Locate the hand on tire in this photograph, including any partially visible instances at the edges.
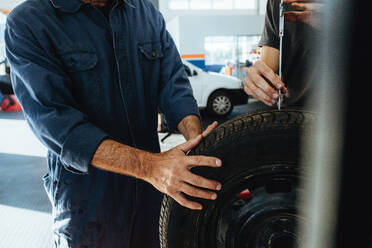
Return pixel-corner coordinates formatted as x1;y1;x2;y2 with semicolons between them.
244;60;287;106
144;122;222;210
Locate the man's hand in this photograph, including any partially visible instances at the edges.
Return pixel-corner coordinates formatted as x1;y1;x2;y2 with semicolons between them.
141;122;221;210
244;60;287;106
92;121;221;210
283;0;324;30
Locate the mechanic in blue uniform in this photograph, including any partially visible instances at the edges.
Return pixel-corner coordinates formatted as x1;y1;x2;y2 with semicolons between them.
5;0;223;247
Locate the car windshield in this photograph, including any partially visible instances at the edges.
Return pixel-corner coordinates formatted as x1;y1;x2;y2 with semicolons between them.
0;12;6;64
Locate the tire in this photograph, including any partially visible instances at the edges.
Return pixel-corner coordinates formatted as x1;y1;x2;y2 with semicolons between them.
159;109;315;248
207;90;233;117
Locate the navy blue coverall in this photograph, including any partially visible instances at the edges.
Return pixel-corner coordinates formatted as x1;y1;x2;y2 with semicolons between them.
4;0;200;247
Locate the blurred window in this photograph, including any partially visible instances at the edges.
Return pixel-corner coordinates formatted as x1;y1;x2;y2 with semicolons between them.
190;0;212;9
205;35;261;65
169;0;189;9
213;0;233;9
234;0;255;9
169;0;256;10
205;35;261;80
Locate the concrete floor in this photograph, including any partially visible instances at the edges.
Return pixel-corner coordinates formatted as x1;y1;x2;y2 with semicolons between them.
0;101;266;248
0;112;52;248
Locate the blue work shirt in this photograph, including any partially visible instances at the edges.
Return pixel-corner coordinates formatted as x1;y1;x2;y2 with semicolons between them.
5;0;200;247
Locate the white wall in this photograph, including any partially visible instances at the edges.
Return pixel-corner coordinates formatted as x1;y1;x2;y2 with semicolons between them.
166;16;180;48
167;15;265;55
159;0;268;22
0;0;25;10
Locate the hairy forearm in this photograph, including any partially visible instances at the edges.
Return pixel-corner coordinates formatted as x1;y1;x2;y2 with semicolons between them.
177;115;202;141
90;115;201;179
91;139;151;179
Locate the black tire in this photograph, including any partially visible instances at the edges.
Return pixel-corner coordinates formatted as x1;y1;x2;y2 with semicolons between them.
159;109;315;248
207;90;233;117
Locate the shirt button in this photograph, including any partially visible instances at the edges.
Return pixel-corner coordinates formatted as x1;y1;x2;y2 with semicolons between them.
152;51;156;57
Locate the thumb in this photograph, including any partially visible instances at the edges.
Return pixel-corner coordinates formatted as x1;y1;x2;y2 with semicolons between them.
177;134;202;154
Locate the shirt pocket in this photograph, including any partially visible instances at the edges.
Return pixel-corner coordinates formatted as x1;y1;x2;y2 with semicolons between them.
138;41;166;103
58;50;102;113
59;51;98;73
138;41;165;83
138;41;165;61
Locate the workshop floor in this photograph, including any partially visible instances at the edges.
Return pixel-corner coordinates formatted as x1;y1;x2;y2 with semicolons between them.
0;100;267;248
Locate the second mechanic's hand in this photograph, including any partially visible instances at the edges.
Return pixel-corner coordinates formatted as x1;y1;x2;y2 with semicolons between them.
283;0;324;30
142;133;222;210
244;60;287;107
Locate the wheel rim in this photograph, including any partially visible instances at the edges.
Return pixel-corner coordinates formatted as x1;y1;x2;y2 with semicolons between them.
212;95;232;115
196;165;303;248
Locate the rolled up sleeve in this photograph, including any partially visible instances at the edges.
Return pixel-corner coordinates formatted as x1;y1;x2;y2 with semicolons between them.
5;18;108;174
157;14;200;131
259;0;280;49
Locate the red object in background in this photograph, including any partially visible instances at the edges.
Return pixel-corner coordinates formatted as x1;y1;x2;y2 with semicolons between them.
236;189;251;200
0;94;22;112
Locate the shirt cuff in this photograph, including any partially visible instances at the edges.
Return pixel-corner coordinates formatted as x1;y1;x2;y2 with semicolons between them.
60;122;109;174
166;97;201;131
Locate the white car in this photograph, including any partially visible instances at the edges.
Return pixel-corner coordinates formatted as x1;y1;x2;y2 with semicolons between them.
183;60;248;117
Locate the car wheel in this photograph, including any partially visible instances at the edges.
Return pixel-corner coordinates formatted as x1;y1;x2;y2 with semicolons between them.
207;90;233;117
159;109;315;248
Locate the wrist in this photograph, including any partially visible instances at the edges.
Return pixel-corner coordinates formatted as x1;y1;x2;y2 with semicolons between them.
137;150;157;181
177;115;202;141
